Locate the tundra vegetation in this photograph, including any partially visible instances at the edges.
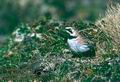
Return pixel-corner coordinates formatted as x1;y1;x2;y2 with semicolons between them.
0;1;120;82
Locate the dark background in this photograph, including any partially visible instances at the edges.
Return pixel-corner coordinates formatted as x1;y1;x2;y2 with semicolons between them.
0;0;119;44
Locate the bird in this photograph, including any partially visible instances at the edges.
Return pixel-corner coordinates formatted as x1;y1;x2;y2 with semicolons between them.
65;27;95;57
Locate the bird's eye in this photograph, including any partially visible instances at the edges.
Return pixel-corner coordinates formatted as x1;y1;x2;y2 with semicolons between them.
66;29;73;33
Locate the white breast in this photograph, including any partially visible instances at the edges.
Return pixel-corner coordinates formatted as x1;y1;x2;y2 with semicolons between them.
67;38;89;53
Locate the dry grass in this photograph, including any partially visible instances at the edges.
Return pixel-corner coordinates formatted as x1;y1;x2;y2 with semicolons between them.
96;4;120;52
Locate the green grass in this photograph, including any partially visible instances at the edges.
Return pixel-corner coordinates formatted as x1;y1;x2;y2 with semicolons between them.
0;17;120;82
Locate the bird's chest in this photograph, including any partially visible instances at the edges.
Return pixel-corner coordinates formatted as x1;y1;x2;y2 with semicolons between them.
67;38;78;47
67;38;89;53
67;38;81;52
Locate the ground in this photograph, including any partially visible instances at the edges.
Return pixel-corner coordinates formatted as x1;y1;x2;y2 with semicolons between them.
0;18;120;82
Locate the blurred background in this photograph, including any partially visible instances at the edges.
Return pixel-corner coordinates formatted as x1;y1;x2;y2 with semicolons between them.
0;0;119;46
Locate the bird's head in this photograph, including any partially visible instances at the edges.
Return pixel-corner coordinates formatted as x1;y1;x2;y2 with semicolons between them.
65;27;78;39
57;27;79;40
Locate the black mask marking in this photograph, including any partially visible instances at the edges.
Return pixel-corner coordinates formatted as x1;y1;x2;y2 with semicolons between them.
66;29;73;34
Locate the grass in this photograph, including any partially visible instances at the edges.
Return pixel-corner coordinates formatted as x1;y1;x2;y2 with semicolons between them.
0;5;120;82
